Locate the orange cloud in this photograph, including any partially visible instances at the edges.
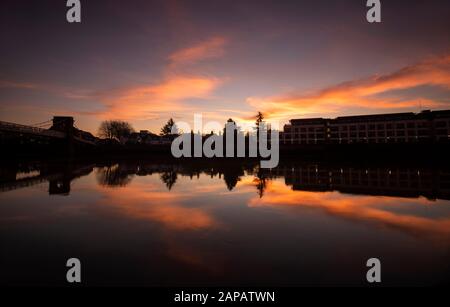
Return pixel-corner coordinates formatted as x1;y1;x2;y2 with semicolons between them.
0;37;227;124
248;54;450;121
249;179;450;244
96;182;217;230
99;75;222;120
95;36;228;121
168;36;227;68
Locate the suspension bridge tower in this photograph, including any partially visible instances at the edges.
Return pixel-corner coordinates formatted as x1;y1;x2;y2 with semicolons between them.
50;116;75;154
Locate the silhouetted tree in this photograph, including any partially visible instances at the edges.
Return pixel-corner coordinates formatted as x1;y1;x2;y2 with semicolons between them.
222;164;244;191
160;118;177;136
224;173;240;191
254;169;269;198
98;120;134;140
96;164;134;187
254;111;265;156
255;111;264;127
160;170;177;190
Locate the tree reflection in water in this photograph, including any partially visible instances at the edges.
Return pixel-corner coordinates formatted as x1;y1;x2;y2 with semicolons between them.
93;160;260;193
254;168;269;198
96;164;134;187
160;170;177;190
28;159;450;202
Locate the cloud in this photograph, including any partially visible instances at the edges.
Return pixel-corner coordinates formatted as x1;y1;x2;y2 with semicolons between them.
0;36;228;125
94;36;227;121
98;75;222;120
248;180;450;244
0;80;38;90
96;182;217;230
247;54;450;120
168;36;227;68
0;79;96;100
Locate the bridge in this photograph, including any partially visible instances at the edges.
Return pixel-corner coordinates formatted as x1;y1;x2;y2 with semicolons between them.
0;116;97;146
0;163;95;195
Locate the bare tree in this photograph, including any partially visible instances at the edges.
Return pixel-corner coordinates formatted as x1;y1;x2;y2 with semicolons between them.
98;120;134;140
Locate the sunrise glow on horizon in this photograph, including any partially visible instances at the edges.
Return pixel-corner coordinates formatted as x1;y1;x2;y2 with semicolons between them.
1;0;449;135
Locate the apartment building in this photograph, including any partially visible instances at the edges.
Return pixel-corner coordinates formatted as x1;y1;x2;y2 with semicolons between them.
281;110;450;145
271;165;450;200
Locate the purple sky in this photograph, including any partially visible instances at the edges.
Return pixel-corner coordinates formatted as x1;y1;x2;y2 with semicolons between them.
1;0;449;134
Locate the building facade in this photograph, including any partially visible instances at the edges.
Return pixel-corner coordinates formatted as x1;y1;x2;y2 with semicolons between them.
269;164;450;200
281;110;450;145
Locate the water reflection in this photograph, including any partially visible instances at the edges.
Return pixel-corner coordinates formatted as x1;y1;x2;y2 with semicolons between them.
96;164;134;187
2;160;450;201
160;170;177;190
0;159;449;286
0;161;94;195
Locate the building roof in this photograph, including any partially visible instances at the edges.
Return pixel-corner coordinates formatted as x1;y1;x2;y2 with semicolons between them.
289;110;450;125
290;118;327;125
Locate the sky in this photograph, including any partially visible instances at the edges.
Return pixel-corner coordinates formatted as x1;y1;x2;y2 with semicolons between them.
1;0;449;134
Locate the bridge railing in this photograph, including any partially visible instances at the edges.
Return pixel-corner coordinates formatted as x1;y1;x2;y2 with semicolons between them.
73;135;97;145
0;120;66;138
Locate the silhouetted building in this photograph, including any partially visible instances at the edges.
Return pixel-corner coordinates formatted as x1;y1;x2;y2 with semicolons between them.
50;116;74;133
281;110;450;145
271;165;450;200
120;130;172;145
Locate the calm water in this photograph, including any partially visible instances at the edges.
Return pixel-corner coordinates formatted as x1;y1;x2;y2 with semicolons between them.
1;159;450;286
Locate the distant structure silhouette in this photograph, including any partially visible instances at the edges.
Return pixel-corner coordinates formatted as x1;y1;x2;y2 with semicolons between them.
281;110;450;145
1;110;450;158
2;160;450;200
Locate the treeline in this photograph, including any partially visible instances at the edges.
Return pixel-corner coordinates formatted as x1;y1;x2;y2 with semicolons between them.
97;112;266;142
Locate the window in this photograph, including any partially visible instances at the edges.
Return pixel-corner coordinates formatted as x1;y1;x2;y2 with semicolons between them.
436;121;447;128
417;122;429;129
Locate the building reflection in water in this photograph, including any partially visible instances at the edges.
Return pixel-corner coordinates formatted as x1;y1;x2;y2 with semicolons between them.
271;164;450;201
1;159;450;286
1;160;450;201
